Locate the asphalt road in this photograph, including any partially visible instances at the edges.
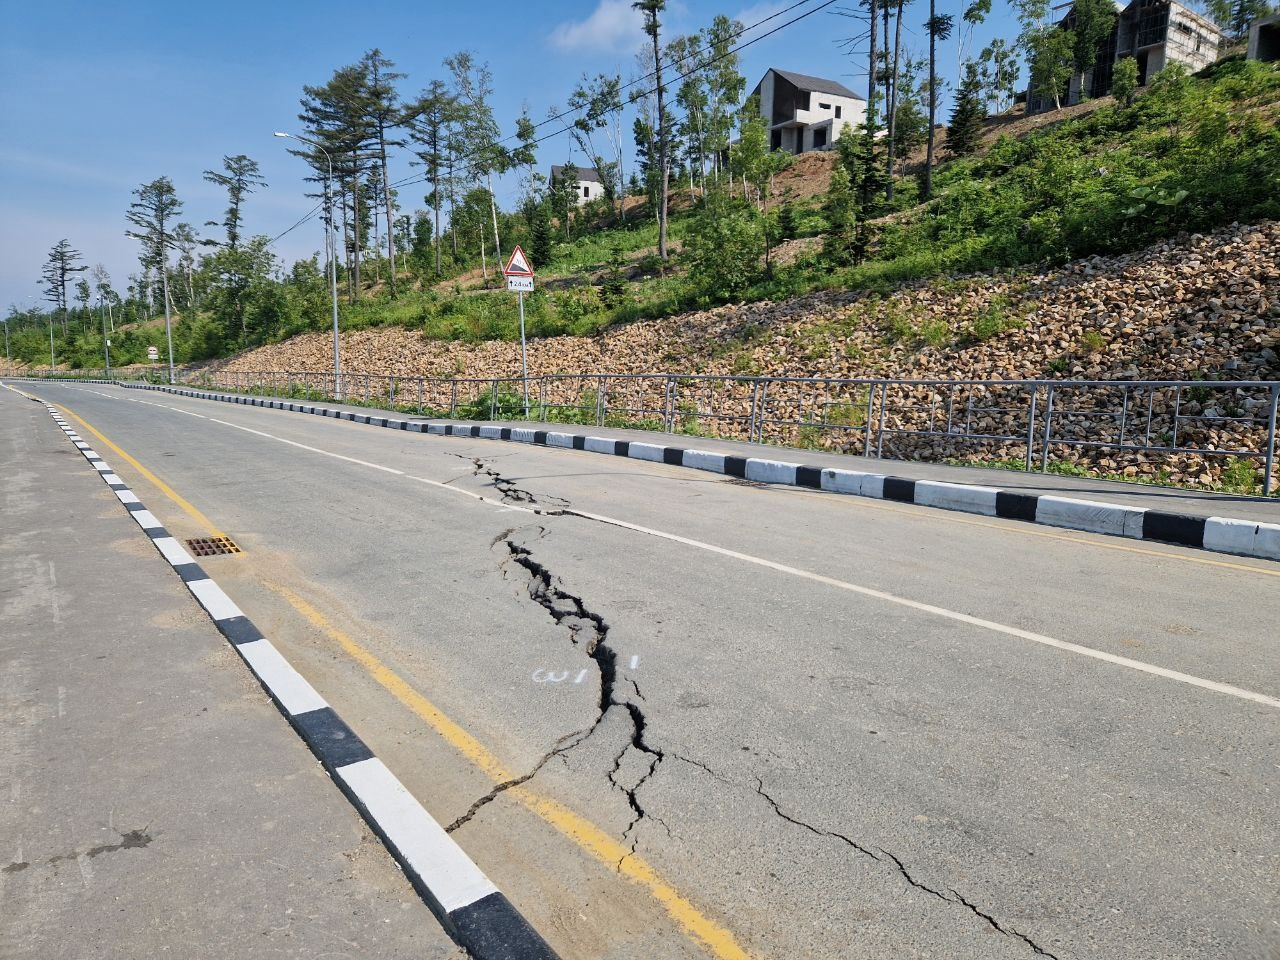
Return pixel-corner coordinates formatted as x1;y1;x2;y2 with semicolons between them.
0;385;463;960
13;380;1280;960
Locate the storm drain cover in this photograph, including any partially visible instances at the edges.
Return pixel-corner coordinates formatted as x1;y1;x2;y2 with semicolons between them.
185;536;242;557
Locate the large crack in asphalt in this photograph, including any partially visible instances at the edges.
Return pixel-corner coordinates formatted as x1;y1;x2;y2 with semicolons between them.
454;454;570;508
752;777;1061;960
446;525;665;862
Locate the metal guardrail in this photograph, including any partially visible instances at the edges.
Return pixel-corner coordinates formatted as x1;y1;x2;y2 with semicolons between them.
14;367;1280;495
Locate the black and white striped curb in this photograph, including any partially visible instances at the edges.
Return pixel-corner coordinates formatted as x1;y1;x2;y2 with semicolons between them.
27;391;559;960
120;382;1280;563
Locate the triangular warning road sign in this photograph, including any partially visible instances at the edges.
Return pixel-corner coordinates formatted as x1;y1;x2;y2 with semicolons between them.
504;245;534;277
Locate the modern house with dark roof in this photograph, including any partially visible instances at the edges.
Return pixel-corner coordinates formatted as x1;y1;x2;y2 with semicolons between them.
550;164;604;205
749;68;866;155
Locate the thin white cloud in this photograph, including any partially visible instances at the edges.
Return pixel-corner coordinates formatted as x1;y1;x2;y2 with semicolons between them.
733;1;790;29
548;0;645;54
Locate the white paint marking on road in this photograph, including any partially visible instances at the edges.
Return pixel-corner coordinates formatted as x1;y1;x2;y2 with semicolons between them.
48;561;60;624
153;536;195;566
130;509;164;530
57;686;66;718
630;655;640;670
575;669;590;684
186;578;244;622
563;506;1280;711
237;639;329;716
58;383;1280;711
336;757;499;914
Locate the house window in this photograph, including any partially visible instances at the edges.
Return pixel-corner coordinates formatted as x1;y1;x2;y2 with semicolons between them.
835;105;842;118
582;185;590;198
819;101;831;110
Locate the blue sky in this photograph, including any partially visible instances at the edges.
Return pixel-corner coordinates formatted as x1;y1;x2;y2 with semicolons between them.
0;0;1020;309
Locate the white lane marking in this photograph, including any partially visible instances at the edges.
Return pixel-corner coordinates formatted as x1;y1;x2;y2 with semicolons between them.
563;506;1280;711
60;383;1280;710
237;639;329;716
186;578;244;621
336;757;498;913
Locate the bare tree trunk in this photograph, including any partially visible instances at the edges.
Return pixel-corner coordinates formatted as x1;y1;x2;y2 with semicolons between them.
886;0;904;200
862;0;879;210
486;171;502;264
433;170;442;277
480;233;488;280
379;154;398;297
352;174;363;301
925;0;937;199
651;18;669;260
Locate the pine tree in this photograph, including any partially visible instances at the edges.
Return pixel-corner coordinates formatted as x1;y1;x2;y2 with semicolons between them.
125;177;183;379
404;79;459;278
947;61;985;157
202;155;267;250
823;166;860;265
40;240;88;336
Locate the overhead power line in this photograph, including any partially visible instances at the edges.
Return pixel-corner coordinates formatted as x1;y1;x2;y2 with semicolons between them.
273;0;839;248
388;0;840;193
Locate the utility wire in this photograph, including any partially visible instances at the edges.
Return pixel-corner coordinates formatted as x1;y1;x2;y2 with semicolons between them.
388;0;841;193
273;0;839;248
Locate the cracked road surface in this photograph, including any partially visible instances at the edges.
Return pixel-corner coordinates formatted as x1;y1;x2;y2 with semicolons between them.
16;381;1280;960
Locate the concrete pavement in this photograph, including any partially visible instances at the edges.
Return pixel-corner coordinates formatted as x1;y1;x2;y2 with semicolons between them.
9;380;1280;960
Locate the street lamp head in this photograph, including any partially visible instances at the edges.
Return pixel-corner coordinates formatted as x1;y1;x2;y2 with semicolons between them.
273;131;290;139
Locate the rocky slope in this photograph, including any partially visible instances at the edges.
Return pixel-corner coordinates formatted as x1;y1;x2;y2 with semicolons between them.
205;220;1280;491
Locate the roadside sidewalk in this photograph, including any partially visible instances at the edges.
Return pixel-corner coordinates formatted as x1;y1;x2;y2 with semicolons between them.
0;389;462;958
115;382;1280;562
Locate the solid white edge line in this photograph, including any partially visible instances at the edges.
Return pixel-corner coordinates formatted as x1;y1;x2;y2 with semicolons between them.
237;639;330;716
336;756;499;914
89;382;1280;710
559;507;1280;711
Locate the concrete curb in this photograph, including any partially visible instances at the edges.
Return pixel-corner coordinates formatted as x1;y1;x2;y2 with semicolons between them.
122;382;1280;564
25;388;560;960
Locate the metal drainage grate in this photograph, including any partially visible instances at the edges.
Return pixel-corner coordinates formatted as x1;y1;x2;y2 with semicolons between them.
185;536;242;557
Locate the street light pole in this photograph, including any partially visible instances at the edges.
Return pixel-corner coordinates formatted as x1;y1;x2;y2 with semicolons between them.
2;319;10;376
275;131;342;399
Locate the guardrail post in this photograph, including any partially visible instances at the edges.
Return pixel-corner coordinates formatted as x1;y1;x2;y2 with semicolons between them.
747;380;761;443
1039;385;1056;474
1024;386;1040;472
875;382;889;459
596;376;605;427
1265;384;1278;497
663;377;675;433
864;382;878;456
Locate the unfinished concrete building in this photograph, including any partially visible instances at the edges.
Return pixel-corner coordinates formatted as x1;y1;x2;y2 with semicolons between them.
1028;0;1225;113
1249;14;1280;62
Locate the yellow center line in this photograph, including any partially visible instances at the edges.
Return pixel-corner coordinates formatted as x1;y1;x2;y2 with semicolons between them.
26;390;753;960
270;583;753;960
51;402;228;540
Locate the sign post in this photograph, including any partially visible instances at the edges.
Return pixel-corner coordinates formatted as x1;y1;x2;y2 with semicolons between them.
503;245;536;418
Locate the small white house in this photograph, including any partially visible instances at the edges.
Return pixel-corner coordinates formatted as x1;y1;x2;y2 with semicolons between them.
749;68;866;155
550;165;603;205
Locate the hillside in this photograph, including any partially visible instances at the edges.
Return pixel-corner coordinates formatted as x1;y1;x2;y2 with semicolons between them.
211;220;1279;383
